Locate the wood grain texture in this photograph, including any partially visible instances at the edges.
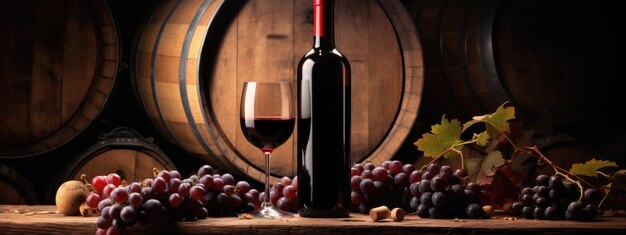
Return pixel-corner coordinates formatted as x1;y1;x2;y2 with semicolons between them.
1;205;626;234
0;0;118;157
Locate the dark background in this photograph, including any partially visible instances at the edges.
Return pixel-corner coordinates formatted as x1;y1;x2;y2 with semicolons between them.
1;0;623;204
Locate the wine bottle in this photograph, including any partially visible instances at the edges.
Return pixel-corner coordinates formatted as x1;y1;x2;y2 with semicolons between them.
297;0;351;218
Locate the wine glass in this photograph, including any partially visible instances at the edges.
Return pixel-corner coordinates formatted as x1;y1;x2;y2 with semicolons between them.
240;81;295;218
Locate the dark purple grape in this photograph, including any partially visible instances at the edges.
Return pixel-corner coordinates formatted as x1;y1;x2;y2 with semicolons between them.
440;165;453;175
429;206;444;218
567;201;582;213
535;197;549;208
111;187;129;204
409;182;421;197
190;185;206;201
417;204;430;218
410;196;420;211
453;169;467;179
276;197;291;212
418;179;431;193
144;199;162;215
358;203;370;214
120;206;136;223
403;164;416;175
544;206;558;220
521;206;534;219
511;202;523;216
236;181;251;194
451;184;464;196
409;170;423;183
427;163;440;174
157;170;171;182
565;210;577;220
466;203;482;218
98;198;112;212
169;193;183;208
213;178;225;192
372;167;388;181
382;160;392;170
430;176;445;192
231;194;242;207
221;173;235;186
109;204;122;220
537;186;549;197
549;189;561;200
223;185;235;196
420;192;433;207
360;179;375;194
432;191;446;207
152;177;167;193
198;165;214;177
521;187;533;196
535;174;549;186
364;162;375;171
389;160;403;175
533;185;540;193
373;180;386;194
533;207;545;219
549;176;563;189
353;163;364;173
464;189;477;204
101;206;111;220
97;216;112;229
466;182;481;193
394;172;410;187
421;171;434;180
584;188;601;204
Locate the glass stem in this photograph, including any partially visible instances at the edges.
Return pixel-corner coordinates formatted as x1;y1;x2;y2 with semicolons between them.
263;151;272;208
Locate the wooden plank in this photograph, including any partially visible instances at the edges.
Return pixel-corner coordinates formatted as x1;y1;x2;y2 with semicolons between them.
1;205;626;234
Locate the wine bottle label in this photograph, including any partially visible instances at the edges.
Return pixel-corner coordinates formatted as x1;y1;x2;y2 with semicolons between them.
314;0;325;36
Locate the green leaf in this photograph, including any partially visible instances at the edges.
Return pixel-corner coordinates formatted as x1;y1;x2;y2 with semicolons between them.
569;159;619;177
463;103;515;138
475;131;490;147
611;170;626;192
415;116;463;158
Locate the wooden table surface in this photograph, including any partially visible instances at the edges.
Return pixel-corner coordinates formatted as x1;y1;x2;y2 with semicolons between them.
1;205;626;234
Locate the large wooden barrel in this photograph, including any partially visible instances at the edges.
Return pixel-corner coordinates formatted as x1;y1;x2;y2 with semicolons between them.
0;0;119;157
134;0;423;183
47;127;175;202
0;163;38;205
405;0;614;126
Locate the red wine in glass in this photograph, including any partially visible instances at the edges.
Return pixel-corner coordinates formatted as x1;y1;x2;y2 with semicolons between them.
240;116;295;153
240;81;295;218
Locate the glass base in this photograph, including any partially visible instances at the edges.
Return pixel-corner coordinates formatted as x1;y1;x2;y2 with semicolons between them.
243;205;294;219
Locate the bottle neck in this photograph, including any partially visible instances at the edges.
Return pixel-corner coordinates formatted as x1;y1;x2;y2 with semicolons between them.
313;0;334;49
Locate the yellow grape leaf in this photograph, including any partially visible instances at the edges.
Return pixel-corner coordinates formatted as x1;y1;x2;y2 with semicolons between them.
463;103;515;138
569;159;619;177
415;116;463;158
475;131;490;146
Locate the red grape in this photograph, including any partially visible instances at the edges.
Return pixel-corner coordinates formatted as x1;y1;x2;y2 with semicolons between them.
102;184;116;199
128;193;142;207
169;193;183;208
282;185;296;200
236;181;251;194
190;185;205;201
106;173;122;187
152;177;167;193
87;193;102;209
92;176;108;194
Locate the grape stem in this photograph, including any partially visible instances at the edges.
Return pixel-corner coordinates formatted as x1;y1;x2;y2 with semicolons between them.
80;174;95;192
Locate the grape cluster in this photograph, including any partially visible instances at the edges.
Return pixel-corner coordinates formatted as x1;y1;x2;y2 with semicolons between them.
86;165;261;234
409;163;488;218
510;174;599;221
259;176;298;213
350;161;414;213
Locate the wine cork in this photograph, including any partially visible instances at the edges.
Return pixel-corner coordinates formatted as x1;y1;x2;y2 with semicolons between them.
370;206;390;221
482;205;494;218
390;208;405;222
